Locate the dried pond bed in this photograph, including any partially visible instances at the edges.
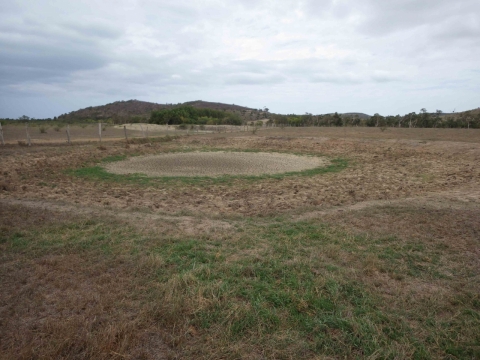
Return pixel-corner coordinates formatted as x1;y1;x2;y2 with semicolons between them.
104;151;329;177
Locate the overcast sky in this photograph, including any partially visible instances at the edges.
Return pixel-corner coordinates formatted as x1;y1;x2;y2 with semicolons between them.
1;0;479;118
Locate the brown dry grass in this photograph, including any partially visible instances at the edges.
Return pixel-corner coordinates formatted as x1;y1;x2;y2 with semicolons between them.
1;128;478;217
1;127;479;359
0;124;187;144
0;205;171;359
208;126;480;143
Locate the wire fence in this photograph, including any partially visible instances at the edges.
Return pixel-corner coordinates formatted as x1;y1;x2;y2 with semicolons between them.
0;123;254;146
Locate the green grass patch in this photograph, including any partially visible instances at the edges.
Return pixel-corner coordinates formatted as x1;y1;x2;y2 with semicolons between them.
101;154;128;163
2;216;478;359
68;149;348;187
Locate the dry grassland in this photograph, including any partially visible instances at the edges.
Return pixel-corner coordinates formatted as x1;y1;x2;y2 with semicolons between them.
1;127;479;359
0;123;189;144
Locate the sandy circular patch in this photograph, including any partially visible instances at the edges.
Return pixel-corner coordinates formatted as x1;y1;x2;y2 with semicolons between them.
104;151;329;177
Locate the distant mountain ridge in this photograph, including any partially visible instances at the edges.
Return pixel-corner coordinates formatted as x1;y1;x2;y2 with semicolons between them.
57;100;254;121
55;99;480;122
182;100;253;112
341;112;371;119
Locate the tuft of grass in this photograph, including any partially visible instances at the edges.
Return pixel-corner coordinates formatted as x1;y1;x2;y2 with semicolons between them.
2;214;478;359
71;166;152;185
101;154;128;163
127;134;178;145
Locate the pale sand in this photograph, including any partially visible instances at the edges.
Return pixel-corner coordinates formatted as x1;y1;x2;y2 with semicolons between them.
104;151;329;177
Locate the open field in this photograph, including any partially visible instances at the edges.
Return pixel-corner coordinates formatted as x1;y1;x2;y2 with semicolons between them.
0;123;252;145
207;126;480;143
1;127;479;359
0;123;190;144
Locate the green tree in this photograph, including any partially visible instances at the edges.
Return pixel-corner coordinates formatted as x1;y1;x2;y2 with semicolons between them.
460;111;474;129
332;112;343;126
433;110;442;128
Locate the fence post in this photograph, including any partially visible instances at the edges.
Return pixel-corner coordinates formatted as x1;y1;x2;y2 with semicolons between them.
124;125;128;142
25;123;31;146
66;125;71;144
0;123;4;146
98;122;102;143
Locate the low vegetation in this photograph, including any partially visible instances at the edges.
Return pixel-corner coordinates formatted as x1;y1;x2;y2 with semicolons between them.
1;205;478;359
2;101;478;129
0;126;479;359
70;152;347;187
150;106;243;126
270;108;480;129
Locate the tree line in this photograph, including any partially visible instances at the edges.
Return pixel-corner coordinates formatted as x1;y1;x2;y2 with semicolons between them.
266;109;480;129
149;106;243;125
2;107;479;129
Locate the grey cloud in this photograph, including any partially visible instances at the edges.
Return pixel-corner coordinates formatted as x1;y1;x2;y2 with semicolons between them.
311;73;364;84
0;0;479;118
355;0;480;37
0;15;117;88
0;42;106;72
431;15;480;42
63;21;123;40
370;72;400;83
0;66;62;84
224;74;286;85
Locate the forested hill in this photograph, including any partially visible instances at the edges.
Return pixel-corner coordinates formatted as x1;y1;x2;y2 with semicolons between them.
56;100;168;122
340;112;371;119
56;100;254;122
182;100;253;112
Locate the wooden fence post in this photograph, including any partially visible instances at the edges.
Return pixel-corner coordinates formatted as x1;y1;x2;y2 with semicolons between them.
66;125;71;144
98;122;102;143
124;125;128;142
0;123;4;146
25;123;31;146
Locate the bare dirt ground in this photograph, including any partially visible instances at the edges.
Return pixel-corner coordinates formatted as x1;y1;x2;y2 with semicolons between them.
1;127;479;359
105;151;329;177
1;127;478;217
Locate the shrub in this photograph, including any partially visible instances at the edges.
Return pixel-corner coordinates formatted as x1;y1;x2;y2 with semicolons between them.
39;126;47;133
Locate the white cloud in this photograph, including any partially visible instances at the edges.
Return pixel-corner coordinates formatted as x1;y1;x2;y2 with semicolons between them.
0;0;479;117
